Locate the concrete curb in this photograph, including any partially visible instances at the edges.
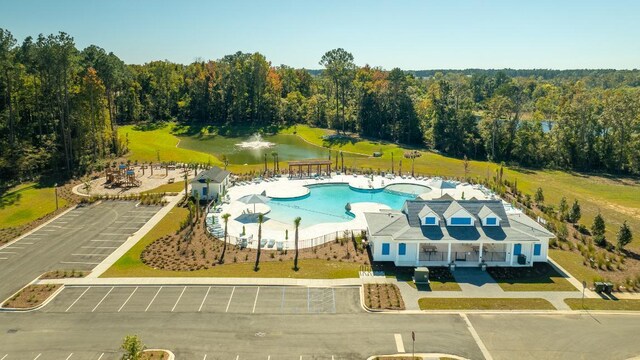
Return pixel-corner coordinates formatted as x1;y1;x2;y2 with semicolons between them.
366;353;469;360
0;283;65;313
0;205;76;251
145;349;175;360
37;276;364;287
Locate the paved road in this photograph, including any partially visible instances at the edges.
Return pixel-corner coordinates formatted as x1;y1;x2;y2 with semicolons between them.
1;286;640;359
0;202;159;301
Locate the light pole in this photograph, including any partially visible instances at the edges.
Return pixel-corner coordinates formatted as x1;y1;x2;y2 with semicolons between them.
54;183;59;210
412;331;415;359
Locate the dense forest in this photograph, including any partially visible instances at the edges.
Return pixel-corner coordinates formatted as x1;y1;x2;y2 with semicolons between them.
1;28;640;186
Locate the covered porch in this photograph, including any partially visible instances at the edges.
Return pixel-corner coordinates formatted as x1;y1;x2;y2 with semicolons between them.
396;241;529;267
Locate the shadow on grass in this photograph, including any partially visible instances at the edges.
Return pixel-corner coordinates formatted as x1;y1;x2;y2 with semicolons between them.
173;122;284;139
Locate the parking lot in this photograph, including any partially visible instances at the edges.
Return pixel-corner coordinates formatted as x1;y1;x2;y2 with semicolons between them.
0;352;345;360
43;285;361;314
0;201;159;301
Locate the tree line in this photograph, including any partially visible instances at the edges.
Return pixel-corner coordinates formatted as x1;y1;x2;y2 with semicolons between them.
1;28;640;186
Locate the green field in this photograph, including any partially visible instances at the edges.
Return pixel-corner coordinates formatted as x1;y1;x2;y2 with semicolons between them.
119;123;221;165
102;203;359;279
118;122;640;252
0;183;68;229
564;298;640;311
418;297;556;310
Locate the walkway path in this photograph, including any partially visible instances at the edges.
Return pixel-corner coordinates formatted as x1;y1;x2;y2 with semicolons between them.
389;268;585;311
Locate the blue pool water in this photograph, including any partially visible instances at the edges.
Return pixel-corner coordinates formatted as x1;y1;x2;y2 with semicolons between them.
267;183;430;228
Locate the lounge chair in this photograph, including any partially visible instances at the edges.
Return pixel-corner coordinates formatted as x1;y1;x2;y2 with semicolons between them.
260;239;268;248
276;241;284;251
267;239;275;248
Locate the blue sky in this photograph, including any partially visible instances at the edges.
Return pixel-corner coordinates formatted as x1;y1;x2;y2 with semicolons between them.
1;0;639;69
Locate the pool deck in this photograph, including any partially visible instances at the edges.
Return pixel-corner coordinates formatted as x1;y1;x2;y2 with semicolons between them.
216;174;494;250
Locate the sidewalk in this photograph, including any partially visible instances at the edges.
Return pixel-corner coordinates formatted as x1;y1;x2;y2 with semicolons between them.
38;276;363;287
388;268;585;311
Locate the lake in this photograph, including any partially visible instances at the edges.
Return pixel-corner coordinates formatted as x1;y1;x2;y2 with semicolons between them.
177;133;365;164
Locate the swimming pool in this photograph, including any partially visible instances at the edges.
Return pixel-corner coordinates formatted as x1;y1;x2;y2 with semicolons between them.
267;183;430;228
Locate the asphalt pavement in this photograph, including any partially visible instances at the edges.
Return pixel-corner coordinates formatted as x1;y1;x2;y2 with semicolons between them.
0;201;159;301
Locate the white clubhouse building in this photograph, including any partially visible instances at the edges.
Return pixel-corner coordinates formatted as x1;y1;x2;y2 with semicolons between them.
364;199;553;267
190;167;231;201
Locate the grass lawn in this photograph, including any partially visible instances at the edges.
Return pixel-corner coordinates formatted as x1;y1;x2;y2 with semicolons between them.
418;297;556;310
486;262;577;292
141;181;185;194
564;298;640;311
119;123;221;165
102;203;359;279
549;249;601;284
0;183;67;229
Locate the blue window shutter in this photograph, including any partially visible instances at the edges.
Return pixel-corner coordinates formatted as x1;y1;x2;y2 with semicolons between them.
382;243;390;255
399;243;406;256
514;244;522;255
533;244;541;256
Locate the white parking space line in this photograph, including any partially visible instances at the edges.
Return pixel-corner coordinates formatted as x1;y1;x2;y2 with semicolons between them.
0;258;8;260
146;287;163;312
171;287;187;312
394;333;405;353
97;354;104;360
71;253;106;257
199;286;211;312
119;287;138;312
81;246;118;249
92;287;114;312
91;239;122;242
1;354;7;360
252;287;260;313
112;227;141;230
0;252;16;254
461;314;493;360
4;246;24;249
203;355;207;360
33;354;41;360
61;261;100;265
99;233;130;236
236;355;239;360
65;353;73;360
19;242;34;245
225;287;236;313
66;287;90;312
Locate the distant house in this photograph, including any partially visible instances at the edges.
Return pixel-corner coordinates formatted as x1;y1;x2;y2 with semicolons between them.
364;199;553;267
190;166;230;201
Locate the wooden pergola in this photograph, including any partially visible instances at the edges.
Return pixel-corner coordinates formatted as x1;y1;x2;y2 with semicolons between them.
288;159;332;178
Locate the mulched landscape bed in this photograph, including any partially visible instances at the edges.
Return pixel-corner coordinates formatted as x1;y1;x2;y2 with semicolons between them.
40;269;89;279
141;209;370;272
141;350;170;359
2;284;61;309
364;283;405;310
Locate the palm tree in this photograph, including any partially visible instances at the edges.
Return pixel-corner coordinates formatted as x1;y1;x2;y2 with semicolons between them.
183;171;188;198
271;151;278;174
205;178;211;203
254;213;264;271
293;217;302;270
220;213;231;263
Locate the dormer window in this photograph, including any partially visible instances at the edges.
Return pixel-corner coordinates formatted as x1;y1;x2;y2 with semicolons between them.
478;205;501;226
444;201;475;226
418;204;440;226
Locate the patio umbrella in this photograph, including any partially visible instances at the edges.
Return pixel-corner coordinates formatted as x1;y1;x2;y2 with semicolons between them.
237;193;270;214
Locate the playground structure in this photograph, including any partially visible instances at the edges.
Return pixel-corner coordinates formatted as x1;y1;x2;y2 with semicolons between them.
105;163;141;188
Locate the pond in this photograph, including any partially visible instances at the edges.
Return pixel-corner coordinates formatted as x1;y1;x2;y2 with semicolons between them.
177;133;365;164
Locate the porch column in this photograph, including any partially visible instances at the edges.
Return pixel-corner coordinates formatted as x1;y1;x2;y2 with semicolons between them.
478;242;483;263
415;243;420;266
447;243;452;263
509;243;515;265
